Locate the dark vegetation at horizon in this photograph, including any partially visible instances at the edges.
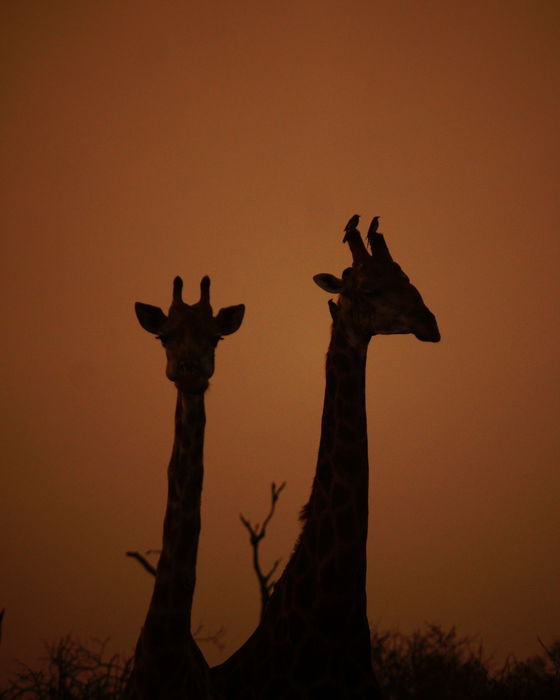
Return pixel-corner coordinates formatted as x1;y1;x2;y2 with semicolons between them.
1;624;558;699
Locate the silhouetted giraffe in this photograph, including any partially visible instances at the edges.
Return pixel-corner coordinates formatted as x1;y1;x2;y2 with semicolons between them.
211;217;440;698
124;275;244;700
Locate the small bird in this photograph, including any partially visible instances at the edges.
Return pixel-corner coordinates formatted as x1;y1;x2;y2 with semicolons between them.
342;214;360;242
366;216;380;249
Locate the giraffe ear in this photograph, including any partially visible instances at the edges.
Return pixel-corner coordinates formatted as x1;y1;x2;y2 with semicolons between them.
313;273;343;293
215;304;245;335
135;302;168;334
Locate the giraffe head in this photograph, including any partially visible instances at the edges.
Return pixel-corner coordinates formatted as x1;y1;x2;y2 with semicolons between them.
314;216;440;343
135;276;245;393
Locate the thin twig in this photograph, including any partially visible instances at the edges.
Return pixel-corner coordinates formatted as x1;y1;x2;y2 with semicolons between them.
125;551;157;577
240;481;286;620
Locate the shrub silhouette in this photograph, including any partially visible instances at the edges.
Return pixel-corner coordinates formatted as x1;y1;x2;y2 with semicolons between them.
0;636;131;699
371;624;560;700
2;625;559;698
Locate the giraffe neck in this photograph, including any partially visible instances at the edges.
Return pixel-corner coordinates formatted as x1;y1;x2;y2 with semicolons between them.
311;320;369;511
124;390;213;699
295;320;371;599
145;390;206;640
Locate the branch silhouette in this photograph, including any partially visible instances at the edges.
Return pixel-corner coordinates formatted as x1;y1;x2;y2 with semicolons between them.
125;551;157;577
240;481;286;620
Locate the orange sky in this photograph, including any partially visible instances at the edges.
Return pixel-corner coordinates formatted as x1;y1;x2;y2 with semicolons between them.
1;0;559;684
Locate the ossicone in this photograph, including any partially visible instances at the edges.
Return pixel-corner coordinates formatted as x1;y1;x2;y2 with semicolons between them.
199;275;211;305
172;276;183;304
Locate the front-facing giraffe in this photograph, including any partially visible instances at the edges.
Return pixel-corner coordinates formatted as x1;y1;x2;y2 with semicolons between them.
211;216;440;698
124;276;244;700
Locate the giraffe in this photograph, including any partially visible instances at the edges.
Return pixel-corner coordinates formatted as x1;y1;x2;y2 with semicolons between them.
211;216;440;699
124;275;244;700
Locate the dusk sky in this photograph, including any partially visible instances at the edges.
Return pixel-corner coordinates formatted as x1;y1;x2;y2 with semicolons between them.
1;0;559;685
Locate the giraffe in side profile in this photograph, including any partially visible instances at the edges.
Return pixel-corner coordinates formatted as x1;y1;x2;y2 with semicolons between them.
211;216;440;699
124;275;244;700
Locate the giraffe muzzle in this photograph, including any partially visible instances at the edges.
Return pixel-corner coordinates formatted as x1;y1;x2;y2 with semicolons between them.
169;360;211;394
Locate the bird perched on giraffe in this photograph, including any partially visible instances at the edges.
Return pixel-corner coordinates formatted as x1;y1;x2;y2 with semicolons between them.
367;215;381;250
342;213;360;242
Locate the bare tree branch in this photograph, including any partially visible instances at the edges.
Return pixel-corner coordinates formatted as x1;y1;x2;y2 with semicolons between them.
125;551;157;577
240;481;286;620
